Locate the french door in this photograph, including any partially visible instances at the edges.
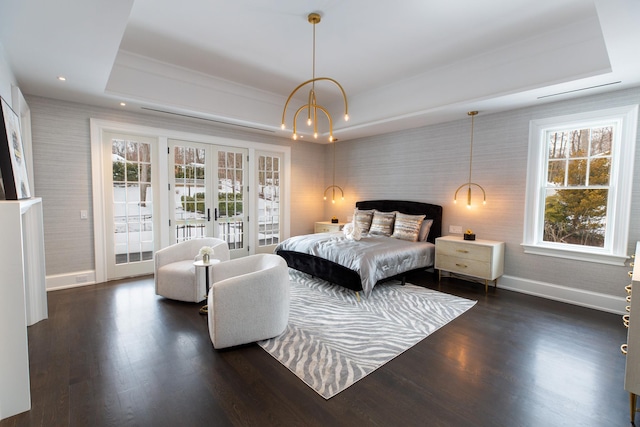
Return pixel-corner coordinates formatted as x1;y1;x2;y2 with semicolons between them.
168;139;248;258
104;132;159;279
92;119;291;285
254;151;282;254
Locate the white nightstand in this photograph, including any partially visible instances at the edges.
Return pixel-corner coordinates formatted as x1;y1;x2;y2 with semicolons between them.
435;235;505;292
314;221;347;233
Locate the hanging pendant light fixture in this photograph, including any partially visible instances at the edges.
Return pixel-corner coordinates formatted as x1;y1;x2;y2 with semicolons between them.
454;111;486;209
323;138;344;203
281;12;349;142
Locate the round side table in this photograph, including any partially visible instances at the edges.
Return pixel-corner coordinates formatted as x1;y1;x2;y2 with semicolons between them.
193;259;220;314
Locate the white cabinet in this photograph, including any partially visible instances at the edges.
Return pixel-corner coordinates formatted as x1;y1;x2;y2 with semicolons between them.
624;241;640;423
314;221;346;233
0;198;47;421
435;235;505;292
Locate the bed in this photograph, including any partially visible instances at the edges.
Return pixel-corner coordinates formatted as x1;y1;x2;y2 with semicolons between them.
275;200;443;296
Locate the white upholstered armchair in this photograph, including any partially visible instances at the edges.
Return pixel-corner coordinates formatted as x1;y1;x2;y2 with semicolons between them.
155;237;230;302
207;254;290;349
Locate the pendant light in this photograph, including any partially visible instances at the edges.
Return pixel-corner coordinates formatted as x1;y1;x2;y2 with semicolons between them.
323;138;344;203
454;111;486;208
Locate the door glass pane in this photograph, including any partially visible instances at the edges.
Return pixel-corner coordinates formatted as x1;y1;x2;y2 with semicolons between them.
174;145;207;242
112;138;153;264
258;154;280;247
217;150;244;249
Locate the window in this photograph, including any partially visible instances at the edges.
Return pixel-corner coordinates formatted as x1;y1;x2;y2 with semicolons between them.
522;105;638;266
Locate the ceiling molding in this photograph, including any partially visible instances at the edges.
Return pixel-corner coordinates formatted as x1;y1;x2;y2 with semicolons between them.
1;0;638;142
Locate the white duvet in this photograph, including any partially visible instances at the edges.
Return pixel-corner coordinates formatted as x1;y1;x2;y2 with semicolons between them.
275;232;435;297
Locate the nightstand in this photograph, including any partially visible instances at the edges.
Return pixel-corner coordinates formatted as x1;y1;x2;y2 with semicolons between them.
314;221;347;233
435;235;505;292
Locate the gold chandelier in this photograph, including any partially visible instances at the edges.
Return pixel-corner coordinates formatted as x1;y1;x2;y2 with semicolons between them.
454;111;486;208
280;12;349;142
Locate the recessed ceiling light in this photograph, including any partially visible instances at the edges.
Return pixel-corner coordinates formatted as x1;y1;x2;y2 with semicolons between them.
57;76;66;81
119;102;126;107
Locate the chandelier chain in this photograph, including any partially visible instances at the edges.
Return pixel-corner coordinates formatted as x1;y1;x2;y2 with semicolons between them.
468;111;475;184
312;18;316;85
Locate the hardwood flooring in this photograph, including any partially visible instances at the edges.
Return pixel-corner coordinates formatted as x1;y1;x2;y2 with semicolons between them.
0;271;631;427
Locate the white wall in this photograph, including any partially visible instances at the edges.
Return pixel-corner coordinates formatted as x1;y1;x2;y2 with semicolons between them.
326;86;640;311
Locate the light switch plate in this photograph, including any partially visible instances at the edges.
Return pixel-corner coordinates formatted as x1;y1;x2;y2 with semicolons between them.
449;225;463;234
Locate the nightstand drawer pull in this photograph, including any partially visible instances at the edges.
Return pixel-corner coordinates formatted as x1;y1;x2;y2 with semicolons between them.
622;343;628;355
626;284;633;294
456;249;470;253
623;314;630;328
455;263;468;268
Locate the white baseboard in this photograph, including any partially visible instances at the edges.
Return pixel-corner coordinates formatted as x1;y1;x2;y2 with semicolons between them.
46;270;96;291
46;270;625;314
500;275;626;315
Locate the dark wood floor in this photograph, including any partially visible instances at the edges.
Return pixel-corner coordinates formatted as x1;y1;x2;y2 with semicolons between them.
1;271;632;427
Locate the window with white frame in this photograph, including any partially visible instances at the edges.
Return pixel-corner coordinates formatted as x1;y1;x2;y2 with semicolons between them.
522;105;638;266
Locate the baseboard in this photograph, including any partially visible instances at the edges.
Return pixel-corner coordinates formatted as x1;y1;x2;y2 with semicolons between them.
500;275;626;315
46;270;96;291
45;270;625;313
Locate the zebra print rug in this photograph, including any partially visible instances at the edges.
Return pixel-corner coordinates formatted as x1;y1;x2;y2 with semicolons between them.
258;270;476;399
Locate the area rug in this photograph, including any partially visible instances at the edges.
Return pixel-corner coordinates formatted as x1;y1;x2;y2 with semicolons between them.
258;270;476;399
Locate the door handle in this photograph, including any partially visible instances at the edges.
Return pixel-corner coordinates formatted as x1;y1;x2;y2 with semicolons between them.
214;208;218;221
207;208;211;222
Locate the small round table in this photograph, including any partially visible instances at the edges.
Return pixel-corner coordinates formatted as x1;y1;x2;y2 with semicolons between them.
193;259;220;315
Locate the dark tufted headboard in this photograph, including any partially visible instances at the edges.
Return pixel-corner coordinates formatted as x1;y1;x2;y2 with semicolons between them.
355;200;443;244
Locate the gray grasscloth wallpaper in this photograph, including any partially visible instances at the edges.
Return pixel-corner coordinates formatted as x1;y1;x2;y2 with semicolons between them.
324;87;640;298
24;85;640;300
26;95;325;276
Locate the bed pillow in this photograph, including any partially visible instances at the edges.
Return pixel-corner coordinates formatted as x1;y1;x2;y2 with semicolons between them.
353;208;374;233
418;219;434;242
391;213;425;242
343;221;362;241
369;210;396;236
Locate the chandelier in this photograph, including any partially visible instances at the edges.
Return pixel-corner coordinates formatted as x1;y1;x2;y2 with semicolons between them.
280;12;349;142
454;111;486;208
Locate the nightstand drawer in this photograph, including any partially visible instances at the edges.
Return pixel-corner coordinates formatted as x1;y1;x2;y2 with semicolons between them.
314;221;346;233
436;254;491;278
436;239;491;262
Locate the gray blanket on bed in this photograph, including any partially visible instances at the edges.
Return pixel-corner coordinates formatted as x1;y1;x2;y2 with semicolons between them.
275;232;435;297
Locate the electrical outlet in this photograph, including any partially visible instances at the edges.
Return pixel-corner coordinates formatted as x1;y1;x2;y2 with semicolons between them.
449;225;463;234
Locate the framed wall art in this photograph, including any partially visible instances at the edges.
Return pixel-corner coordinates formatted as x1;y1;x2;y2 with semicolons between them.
0;96;31;200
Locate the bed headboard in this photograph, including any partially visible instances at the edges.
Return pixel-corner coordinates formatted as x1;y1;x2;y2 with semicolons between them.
355;200;443;244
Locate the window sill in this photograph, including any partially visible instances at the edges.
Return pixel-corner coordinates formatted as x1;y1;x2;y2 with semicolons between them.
521;243;628;266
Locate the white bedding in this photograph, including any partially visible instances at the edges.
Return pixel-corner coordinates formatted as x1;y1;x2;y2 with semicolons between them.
275;231;435;297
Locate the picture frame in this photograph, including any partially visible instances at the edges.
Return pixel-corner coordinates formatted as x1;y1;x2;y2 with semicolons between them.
0;96;31;200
